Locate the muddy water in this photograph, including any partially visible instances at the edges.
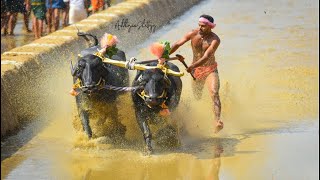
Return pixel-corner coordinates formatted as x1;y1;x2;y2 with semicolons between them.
1;0;319;179
0;17;34;54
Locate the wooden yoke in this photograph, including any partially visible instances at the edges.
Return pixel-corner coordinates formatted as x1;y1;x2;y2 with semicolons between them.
94;52;185;77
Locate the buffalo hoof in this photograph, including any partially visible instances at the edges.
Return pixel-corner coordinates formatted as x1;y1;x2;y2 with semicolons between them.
85;130;92;139
86;134;92;139
144;145;153;156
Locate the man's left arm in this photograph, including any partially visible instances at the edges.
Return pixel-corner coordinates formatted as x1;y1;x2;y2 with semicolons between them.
187;39;220;72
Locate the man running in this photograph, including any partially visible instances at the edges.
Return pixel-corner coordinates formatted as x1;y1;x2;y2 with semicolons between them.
170;14;223;133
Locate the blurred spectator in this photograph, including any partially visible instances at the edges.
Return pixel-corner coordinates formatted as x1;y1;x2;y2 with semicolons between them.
4;0;28;35
105;0;110;8
23;0;32;32
62;0;69;27
46;0;65;33
86;0;91;16
69;0;87;24
29;0;46;39
1;0;9;31
91;0;104;13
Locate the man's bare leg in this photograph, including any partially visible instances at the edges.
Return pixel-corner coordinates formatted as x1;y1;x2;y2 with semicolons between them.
53;8;60;31
33;17;39;39
206;71;223;133
1;12;9;33
35;18;44;39
23;11;32;32
192;78;205;100
62;2;69;27
46;8;53;33
8;12;18;35
39;19;44;37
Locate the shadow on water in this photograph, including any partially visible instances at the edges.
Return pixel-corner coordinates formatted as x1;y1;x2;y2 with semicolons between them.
159;136;243;159
231;119;319;138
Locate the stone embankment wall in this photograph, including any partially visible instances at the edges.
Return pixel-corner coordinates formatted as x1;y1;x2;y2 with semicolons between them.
1;0;201;138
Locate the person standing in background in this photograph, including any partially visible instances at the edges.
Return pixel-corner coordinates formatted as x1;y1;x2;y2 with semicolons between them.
86;0;91;16
1;0;9;31
46;0;65;33
28;0;46;39
90;0;104;14
69;0;87;24
23;0;32;32
62;0;69;27
4;0;28;35
104;0;111;8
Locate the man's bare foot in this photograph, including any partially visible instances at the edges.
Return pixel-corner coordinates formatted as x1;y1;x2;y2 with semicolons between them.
214;120;224;133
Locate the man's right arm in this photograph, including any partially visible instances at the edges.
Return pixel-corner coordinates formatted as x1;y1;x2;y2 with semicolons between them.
169;31;193;55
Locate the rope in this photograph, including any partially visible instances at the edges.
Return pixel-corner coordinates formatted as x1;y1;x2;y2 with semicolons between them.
72;77;142;92
102;85;143;92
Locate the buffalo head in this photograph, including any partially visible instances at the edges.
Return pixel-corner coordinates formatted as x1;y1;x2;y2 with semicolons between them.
137;68;171;108
71;54;107;94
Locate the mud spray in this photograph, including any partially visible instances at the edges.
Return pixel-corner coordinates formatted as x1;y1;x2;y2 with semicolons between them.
1;0;318;179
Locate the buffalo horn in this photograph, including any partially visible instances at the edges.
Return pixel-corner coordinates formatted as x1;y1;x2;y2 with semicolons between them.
70;61;76;76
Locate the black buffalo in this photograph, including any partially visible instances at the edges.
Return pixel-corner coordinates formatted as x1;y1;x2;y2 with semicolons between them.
70;33;128;139
132;62;182;154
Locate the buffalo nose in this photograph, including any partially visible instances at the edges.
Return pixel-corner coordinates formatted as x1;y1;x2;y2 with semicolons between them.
82;85;97;94
146;98;159;106
85;84;94;88
84;85;97;91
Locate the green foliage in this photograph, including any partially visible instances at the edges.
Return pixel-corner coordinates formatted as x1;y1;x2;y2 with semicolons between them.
105;46;118;58
160;41;171;59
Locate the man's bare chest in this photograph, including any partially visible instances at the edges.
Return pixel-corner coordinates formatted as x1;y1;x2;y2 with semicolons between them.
192;38;211;51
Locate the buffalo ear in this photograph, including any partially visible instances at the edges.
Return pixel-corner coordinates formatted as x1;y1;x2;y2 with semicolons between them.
73;59;87;77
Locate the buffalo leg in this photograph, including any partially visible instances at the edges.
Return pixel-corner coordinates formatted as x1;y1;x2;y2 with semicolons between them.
137;116;153;154
142;121;152;152
80;110;92;138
